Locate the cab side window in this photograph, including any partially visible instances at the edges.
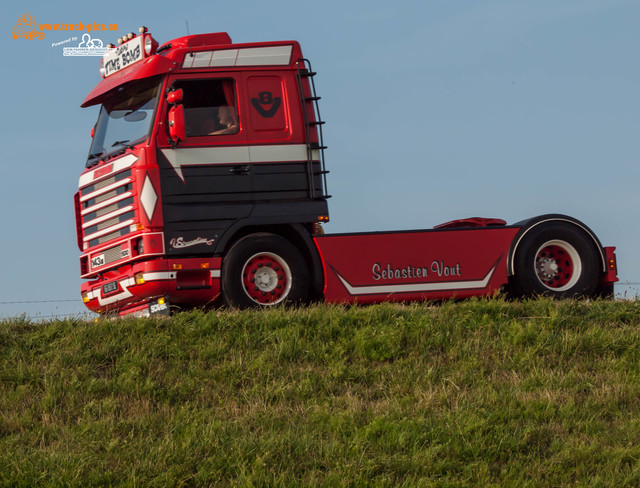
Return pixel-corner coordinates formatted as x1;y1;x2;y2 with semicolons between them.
172;79;239;137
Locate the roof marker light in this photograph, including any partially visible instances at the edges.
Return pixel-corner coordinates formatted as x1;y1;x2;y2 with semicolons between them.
144;35;153;55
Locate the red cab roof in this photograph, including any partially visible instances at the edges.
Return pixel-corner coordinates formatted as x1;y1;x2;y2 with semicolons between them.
81;32;233;108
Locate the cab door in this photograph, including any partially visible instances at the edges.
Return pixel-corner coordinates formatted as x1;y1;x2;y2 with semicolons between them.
156;75;253;256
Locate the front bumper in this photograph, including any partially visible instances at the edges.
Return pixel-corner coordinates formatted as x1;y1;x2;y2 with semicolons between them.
81;257;222;316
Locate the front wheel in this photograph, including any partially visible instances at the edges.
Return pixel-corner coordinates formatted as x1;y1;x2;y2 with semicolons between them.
221;234;310;308
510;222;601;299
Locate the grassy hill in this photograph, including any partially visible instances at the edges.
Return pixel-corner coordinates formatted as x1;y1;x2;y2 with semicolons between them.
1;299;640;487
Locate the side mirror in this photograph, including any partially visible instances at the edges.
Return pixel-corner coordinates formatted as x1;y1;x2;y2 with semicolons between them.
167;88;183;104
166;88;185;146
168;104;185;145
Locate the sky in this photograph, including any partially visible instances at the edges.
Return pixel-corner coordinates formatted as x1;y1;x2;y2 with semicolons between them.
1;0;639;319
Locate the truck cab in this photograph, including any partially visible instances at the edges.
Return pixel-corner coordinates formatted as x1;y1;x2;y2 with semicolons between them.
77;29;329;315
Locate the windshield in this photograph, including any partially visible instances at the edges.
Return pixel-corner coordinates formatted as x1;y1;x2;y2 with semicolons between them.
87;76;161;165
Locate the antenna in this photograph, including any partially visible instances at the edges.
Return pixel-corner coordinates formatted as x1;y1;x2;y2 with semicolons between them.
185;21;193;59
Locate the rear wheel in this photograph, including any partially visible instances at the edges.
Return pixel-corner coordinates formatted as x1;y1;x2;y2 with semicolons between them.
511;222;601;299
221;234;310;308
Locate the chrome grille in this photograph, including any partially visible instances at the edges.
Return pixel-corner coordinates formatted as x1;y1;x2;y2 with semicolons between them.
80;169;136;250
95;190;117;203
94;176;116;191
81;170;130;196
94;229;129;247
103;245;125;265
97;203;119;217
98;217;120;231
84;211;135;237
83;197;134;222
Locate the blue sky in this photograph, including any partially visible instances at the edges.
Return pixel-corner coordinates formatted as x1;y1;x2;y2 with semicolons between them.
1;0;638;319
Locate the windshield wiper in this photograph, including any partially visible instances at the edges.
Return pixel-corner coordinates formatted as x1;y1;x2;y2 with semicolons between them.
85;152;106;168
112;140;134;150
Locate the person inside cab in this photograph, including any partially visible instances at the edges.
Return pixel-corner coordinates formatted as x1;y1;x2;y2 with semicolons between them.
209;105;238;135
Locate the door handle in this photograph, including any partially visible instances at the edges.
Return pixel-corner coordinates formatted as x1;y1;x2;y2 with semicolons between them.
229;165;250;175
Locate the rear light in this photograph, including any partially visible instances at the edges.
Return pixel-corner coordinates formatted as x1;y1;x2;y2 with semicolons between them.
604;246;618;283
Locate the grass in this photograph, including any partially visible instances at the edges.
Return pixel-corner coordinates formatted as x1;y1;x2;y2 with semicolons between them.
1;298;640;486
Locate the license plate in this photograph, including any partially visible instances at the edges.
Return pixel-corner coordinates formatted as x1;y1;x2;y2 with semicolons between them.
149;299;170;315
102;280;119;295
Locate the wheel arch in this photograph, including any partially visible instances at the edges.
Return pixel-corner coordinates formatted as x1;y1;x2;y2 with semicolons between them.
506;214;606;277
215;222;324;300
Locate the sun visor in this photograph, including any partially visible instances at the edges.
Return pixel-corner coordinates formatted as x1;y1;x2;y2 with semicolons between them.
81;55;177;107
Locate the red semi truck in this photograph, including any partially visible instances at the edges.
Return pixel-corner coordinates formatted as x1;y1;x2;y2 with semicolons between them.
75;28;618;316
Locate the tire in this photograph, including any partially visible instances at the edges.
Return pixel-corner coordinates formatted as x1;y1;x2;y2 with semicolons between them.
221;234;310;308
510;222;601;299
